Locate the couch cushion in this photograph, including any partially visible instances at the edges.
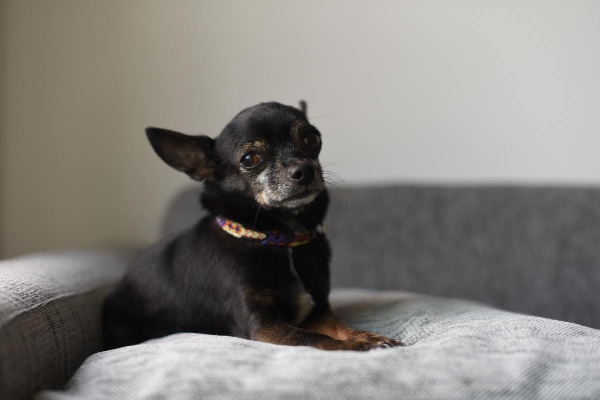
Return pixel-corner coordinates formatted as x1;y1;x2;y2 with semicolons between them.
160;184;600;329
326;185;600;330
0;249;134;400
37;289;600;400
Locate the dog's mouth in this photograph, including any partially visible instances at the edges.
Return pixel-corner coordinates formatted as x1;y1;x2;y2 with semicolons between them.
280;186;324;207
251;161;325;209
281;190;320;207
284;190;316;202
258;187;322;209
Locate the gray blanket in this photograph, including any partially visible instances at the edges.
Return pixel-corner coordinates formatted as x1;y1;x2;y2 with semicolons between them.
38;289;600;400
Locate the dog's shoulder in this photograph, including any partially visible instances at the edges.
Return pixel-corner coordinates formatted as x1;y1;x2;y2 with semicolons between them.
127;216;216;274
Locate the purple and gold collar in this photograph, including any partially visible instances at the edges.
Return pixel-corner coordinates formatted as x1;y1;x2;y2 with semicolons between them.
216;216;324;247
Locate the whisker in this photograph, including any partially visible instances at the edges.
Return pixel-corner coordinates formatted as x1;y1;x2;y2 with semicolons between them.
320;162;346;168
309;114;334;120
324;177;343;187
321;169;345;188
252;205;262;230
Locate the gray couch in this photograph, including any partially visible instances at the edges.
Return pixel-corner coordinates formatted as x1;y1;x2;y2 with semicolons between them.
1;184;600;399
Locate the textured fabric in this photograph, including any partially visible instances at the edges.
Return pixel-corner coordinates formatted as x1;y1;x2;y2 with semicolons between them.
0;249;134;400
326;185;600;329
37;289;600;400
161;185;600;328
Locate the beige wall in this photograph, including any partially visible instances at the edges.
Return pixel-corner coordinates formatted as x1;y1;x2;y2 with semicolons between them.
1;1;600;258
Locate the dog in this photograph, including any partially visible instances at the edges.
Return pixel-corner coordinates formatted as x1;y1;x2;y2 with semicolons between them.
103;101;402;351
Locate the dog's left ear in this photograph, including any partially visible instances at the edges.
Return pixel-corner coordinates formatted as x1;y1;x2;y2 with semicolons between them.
145;127;217;182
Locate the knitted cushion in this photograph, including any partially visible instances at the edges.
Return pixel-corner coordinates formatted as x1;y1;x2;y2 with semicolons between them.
0;250;133;400
38;289;600;400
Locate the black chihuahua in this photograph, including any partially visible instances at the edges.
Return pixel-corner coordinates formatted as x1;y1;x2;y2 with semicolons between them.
103;101;401;351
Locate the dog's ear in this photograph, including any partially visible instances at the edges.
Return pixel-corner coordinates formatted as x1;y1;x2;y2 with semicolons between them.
299;100;307;116
146;127;217;182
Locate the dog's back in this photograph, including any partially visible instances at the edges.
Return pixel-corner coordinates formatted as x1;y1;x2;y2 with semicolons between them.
103;217;233;348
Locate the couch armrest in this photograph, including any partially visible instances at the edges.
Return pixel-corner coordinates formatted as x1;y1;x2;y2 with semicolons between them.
0;249;136;400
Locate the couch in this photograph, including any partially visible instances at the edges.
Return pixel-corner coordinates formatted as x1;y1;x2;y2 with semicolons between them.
1;184;599;399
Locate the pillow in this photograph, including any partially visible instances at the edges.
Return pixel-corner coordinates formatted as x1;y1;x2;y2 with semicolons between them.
37;289;600;399
0;250;134;400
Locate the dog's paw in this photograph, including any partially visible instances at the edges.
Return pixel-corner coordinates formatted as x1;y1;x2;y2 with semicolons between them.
347;331;404;351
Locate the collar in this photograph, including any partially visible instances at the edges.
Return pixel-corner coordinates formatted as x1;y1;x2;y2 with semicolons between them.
215;216;324;247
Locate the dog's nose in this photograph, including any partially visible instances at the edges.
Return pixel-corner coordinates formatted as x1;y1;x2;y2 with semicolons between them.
288;163;315;185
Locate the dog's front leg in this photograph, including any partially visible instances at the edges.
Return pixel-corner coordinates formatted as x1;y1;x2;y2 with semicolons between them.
300;308;403;348
251;321;384;351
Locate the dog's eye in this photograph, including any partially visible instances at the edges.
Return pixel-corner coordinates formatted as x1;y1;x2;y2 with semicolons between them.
240;152;262;169
304;133;321;148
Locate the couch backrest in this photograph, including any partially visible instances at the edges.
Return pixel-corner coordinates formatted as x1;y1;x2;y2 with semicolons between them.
162;184;600;329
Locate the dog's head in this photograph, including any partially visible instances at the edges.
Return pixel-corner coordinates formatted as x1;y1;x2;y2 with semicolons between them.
146;102;325;210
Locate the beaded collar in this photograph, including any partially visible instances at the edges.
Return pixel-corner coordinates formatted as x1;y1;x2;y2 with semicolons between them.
215;216;324;247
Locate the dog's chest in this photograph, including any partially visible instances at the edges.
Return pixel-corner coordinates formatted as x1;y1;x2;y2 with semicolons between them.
286;248;315;325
